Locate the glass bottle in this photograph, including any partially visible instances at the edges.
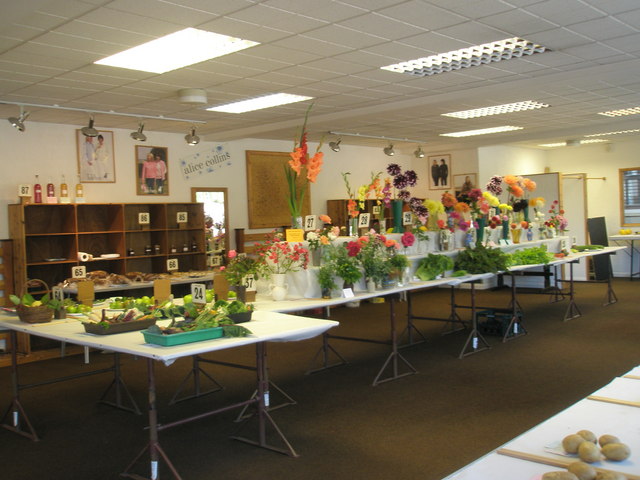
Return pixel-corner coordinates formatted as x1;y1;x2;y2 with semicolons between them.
182;243;189;252
60;175;68;198
170;244;177;253
75;174;84;199
154;244;160;254
33;175;42;203
144;244;152;255
191;237;198;251
46;178;55;198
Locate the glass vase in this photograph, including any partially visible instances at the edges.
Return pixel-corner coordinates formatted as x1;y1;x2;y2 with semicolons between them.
392;199;404;233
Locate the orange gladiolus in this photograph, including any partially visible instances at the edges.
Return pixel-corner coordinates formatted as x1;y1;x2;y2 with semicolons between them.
347;199;359;218
319;214;331;223
288;148;303;175
306;152;323;183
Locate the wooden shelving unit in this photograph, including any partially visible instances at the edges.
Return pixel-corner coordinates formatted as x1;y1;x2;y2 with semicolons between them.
6;202;207;364
326;199;396;233
9;202;206;295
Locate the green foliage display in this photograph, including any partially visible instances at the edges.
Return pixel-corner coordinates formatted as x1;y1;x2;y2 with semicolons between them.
317;264;338;290
415;254;454;281
389;253;410;270
507;245;554;266
454;244;510;274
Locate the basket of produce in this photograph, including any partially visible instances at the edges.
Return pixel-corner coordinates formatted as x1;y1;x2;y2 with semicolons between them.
83;309;157;335
11;279;55;324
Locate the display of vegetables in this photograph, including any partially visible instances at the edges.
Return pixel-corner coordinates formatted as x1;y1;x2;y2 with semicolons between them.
572;245;605;252
507;245;554;266
454;244;510;274
415;254;454;281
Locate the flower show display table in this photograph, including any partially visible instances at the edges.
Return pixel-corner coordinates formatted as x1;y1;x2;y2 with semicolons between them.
0;311;338;480
609;234;640;280
443;367;640;480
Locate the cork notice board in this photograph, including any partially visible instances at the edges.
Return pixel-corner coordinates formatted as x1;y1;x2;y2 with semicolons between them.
246;150;311;229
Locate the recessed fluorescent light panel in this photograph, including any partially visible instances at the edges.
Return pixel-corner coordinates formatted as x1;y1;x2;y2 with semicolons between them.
207;93;313;113
442;101;549;119
95;28;259;74
440;126;523;137
381;37;546;77
538;142;567;148
583;129;640;137
580;139;608;144
539;139;609;147
597;107;640;117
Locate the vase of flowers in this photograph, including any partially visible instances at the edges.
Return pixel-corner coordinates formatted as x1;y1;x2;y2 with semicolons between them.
268;274;289;301
383;164;425;233
221;250;259;301
305;214;340;266
286;104;323;226
545;200;568;234
330;243;362;293
317;263;337;299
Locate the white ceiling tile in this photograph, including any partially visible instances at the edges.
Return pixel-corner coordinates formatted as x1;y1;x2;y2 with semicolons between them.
378;1;468;30
105;0;218;27
478;9;558;36
603;33;640;53
299;58;372;75
426;0;513;19
303;24;387;49
36;0;107;19
243;44;321;65
263;0;366;21
333;49;397;67
227;4;328;32
567;17;637;41
581;0;640;15
436;20;511;44
272;35;352;56
338;12;427;40
395;31;471;53
563;43;628;60
0;79;31;94
524;0;605;25
197;17;290;43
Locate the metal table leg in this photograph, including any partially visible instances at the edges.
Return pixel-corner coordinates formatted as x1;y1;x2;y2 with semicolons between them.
0;330;38;441
564;261;582;321
372;295;418;386
459;282;491;358
503;274;527;342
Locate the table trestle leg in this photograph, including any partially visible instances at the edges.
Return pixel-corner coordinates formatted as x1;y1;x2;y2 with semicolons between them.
459;282;491;358
305;331;349;374
99;352;142;414
168;355;224;405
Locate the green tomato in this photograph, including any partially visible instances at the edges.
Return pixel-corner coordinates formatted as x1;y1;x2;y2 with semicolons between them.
205;290;214;302
66;305;78;314
183;294;193;304
140;295;151;305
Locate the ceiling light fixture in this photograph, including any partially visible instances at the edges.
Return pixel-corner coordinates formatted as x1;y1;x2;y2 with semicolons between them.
329;139;341;152
583;129;640;137
8;106;29;132
81;116;99;137
538;139;609;148
440;126;523;137
207;93;313;113
95;28;259;74
381;37;546;77
328;131;426;144
414;146;425;158
383;144;395;156
185;127;200;146
130;122;147;142
0;101;206;125
442;100;549;119
597;107;640;117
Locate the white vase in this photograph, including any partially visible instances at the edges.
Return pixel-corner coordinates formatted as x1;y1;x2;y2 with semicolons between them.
269;273;289;301
366;278;376;293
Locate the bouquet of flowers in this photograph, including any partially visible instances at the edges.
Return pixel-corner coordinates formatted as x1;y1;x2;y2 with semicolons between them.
305;214;341;251
385;163;428;222
254;232;309;276
545;200;568;231
221;250;259;286
352;231;399;284
286;104;323;223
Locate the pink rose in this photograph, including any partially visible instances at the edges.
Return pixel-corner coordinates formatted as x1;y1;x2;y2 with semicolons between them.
228;250;237;259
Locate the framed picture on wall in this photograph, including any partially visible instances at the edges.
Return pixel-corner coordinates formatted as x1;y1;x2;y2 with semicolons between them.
135;145;169;195
76;129;115;183
428;154;452;190
453;173;477;200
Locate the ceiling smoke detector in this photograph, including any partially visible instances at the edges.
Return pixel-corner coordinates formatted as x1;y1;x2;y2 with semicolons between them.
178;88;208;105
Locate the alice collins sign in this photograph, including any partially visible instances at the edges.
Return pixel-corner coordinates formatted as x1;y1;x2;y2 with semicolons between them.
179;144;231;180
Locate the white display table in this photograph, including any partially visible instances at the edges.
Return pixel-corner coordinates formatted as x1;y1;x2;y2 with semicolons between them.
0;311;338;479
444;367;640;480
609;234;640;280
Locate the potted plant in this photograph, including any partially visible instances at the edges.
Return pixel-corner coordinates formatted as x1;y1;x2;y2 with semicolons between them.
316;264;337;299
389;253;410;286
331;244;362;291
221;250;259;302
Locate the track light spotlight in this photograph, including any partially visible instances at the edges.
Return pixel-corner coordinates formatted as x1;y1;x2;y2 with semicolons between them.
8;106;30;132
383;143;395;156
81;116;99;137
130;122;147;141
185;127;200;146
414;146;425;158
329;139;341;152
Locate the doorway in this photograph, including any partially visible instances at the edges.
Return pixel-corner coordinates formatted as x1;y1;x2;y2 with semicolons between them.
191;187;229;266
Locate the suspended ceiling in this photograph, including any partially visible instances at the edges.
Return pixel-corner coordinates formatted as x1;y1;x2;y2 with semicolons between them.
2;0;640;154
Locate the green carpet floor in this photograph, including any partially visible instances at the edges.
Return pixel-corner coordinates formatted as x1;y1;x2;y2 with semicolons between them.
0;279;638;479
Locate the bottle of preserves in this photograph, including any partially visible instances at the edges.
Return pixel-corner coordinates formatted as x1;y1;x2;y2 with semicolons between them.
191;237;198;251
75;174;84;199
46;178;55;198
33;175;42;203
60;175;68;198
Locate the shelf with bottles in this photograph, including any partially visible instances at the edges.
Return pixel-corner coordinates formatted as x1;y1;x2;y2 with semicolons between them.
165;203;204;230
167;231;201;253
126;230;165;257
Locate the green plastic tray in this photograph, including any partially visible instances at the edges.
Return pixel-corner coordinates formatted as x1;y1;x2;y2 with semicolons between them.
142;326;223;346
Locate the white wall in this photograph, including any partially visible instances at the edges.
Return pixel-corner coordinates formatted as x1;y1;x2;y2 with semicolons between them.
477;145;548;183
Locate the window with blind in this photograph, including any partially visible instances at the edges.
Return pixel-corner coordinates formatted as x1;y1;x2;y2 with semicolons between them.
620;168;640;225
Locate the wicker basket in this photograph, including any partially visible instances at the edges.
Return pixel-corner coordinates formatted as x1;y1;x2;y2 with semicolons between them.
16;279;54;324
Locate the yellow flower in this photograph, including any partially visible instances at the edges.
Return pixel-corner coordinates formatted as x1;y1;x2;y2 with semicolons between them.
423;199;444;214
483;191;500;207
